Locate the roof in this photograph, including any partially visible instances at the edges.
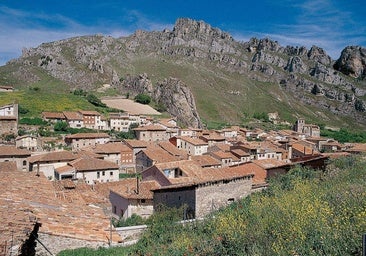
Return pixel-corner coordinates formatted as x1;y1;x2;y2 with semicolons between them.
110;179;160;200
79;110;100;116
231;148;250;157
210;150;239;161
63;111;83;120
190;155;222;167
178;136;208;146
133;124;166;131
292;143;315;155
0;116;16;120
123;139;149;149
65;132;109;139
0;146;31;157
91;142;129;154
158;141;188;159
0;161;17;172
252;159;292;169
28;150;78;163
42;111;65;119
139;146;179;163
346;143;366;153
0;168;120;249
200;134;226;141
68;157;119;171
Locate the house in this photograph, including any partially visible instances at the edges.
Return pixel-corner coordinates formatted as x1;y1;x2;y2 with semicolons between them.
157;141;189;160
293;118;320;137
64;132;110;150
135;145;179;172
209;150;240;167
199;133;226;147
133;124;169;142
216;128;238;138
291;142;317;158
346;143;366;154
190;155;222;168
144;160;255;218
123;139;149;169
63;111;84;128
87;142;126;165
0;146;31;171
0;103;18;135
110;179;160;219
41;111;66;123
252;159;292;180
230;148;251;163
15;134;40;151
79;110;108;130
27;150;79;179
171;136;208;156
55;157;119;184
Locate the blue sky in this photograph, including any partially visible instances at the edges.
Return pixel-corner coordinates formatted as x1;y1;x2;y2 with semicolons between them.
0;0;365;66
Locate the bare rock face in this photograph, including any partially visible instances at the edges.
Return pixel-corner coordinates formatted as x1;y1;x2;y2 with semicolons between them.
153;78;202;128
334;46;366;79
121;73;153;95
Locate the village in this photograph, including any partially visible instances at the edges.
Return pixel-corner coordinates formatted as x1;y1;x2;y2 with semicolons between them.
1;102;365;255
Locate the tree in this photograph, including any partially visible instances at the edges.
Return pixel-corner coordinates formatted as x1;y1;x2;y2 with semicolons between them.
54;121;68;132
86;93;106;107
134;94;151;105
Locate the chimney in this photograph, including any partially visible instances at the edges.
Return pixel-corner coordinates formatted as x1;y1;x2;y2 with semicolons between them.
136;176;140;194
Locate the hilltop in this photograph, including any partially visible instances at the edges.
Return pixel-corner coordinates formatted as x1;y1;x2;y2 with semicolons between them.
0;18;365;129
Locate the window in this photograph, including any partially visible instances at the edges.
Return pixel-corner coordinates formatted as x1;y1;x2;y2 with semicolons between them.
110;171;113;176
113;206;116;214
97;172;100;178
102;171;105;176
228;198;235;202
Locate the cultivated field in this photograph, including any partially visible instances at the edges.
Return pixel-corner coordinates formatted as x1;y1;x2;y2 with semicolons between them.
102;97;161;115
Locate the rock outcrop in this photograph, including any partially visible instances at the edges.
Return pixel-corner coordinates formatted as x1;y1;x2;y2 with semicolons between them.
334;46;366;79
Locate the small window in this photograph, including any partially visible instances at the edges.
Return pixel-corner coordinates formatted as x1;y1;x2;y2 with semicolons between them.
110;171;113;176
113;206;116;214
141;199;146;203
97;171;100;178
102;171;105;176
228;198;235;202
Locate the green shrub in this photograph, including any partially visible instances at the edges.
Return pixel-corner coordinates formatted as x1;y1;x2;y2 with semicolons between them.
134;94;151;105
86;93;106;107
19;117;47;125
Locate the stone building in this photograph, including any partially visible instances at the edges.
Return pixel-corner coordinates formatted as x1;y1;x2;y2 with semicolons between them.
294;118;320;137
141;160;257;218
0;146;31;171
0;103;18;135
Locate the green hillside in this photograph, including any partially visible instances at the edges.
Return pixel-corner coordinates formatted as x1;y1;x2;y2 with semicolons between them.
59;155;366;256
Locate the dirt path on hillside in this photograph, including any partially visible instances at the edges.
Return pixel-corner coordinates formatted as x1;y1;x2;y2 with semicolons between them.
101;97;161;115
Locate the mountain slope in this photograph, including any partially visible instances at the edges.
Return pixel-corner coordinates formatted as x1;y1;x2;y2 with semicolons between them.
1;18;365;129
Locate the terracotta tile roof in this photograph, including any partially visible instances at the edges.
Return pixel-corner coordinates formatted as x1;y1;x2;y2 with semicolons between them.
292;143;315;155
158;141;188;159
252;159;291;169
123;139;149;149
76;150;104;159
42;111;65;119
200;134;226;141
231;148;250;157
63;111;83;120
68;158;119;171
346;143;366;153
133;124;166;131
90;142;128;154
0;146;31;157
141;145;179;163
0;161;17;172
111;179;160;200
211;150;239;160
152;161;263;189
321;152;351;158
190;155;222;167
27;150;78;163
65;132;110;139
79;110;100;116
0;168;121;248
157;118;177;128
179;136;208;146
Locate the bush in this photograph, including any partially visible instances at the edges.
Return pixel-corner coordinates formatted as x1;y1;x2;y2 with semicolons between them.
253;112;269;122
134;94;151;105
54;121;68;132
19;117;48;125
86;93;106;107
114;214;145;227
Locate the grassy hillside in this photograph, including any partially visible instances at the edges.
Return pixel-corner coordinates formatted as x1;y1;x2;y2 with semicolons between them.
59;155;366;256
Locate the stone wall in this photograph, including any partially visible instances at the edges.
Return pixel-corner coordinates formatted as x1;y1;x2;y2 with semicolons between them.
195;177;252;218
35;233;108;256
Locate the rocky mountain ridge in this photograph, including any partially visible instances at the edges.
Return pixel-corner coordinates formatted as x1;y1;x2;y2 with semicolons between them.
4;18;366;128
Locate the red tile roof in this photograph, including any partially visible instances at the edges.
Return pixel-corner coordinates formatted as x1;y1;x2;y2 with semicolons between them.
0;146;31;157
65;132;109;139
191;155;222;167
63;111;83;120
133;124;166;131
27;150;78;163
69;158;119;171
110;179;160;200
